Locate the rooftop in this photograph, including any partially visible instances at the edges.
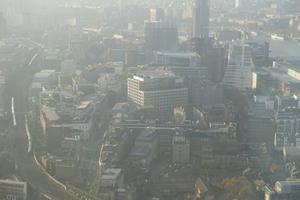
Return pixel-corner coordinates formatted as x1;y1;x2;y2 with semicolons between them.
136;128;156;142
133;69;175;81
156;51;200;58
0;179;26;189
129;146;151;157
77;101;92;110
42;106;59;121
101;168;122;180
34;70;56;79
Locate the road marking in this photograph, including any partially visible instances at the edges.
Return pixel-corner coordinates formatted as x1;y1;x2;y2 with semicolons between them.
25;115;32;153
11;97;16;127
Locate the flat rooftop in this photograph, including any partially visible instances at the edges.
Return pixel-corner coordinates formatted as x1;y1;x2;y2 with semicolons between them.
133;69;175;80
156;51;200;58
0;179;26;189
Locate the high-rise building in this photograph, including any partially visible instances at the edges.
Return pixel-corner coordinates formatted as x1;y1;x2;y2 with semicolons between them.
149;8;165;22
223;43;256;90
192;0;210;38
0;13;6;38
0;180;27;200
0;0;25;26
0;71;6;116
235;0;240;8
207;46;227;82
190;38;226;82
127;69;188;119
247;41;270;67
145;21;178;51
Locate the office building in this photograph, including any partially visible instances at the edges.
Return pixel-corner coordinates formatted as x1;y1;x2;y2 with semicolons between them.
0;72;5;116
145;22;178;51
275;181;300;194
273;59;300;82
149;8;165;22
128;128;158;169
0;180;27;200
154;52;208;78
33;70;57;87
192;0;210;38
275;109;300;135
208;46;227;82
265;181;300;200
283;144;300;163
0;13;7;38
188;79;224;109
235;0;240;8
247;100;276;146
61;59;77;77
100;168;124;188
223;43;256;90
172;134;190;163
190;38;226;82
247;41;270;67
127;69;188;119
0;0;23;26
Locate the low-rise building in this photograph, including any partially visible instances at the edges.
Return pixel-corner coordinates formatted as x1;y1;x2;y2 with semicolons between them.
276;109;300;135
33;69;57;87
247;99;275;146
265;181;300;200
172;134;190;163
0;180;27;200
128;128;158;169
61;136;81;153
101;168;124;188
154;52;208;78
283;137;300;163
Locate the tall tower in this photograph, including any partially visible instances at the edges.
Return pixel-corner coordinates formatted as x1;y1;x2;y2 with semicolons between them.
0;13;7;38
0;0;25;26
235;0;240;8
192;0;210;38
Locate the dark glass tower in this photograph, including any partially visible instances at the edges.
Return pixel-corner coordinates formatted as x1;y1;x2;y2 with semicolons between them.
145;22;178;51
192;0;210;38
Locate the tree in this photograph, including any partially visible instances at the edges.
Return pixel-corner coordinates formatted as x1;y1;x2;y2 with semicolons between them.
221;176;259;200
173;107;186;125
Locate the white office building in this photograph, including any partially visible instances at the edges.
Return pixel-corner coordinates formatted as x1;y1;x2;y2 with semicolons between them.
128;69;188;119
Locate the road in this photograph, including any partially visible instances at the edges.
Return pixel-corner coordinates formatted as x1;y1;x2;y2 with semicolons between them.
11;114;78;200
5;53;79;200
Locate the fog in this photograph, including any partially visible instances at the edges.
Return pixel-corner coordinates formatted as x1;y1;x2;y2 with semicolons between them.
1;0;300;200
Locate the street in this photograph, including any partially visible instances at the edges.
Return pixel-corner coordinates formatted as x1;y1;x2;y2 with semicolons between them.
4;55;79;200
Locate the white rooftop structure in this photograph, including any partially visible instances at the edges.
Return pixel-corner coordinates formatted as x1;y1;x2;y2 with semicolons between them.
156;51;200;58
77;101;92;110
134;68;175;81
34;70;56;79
